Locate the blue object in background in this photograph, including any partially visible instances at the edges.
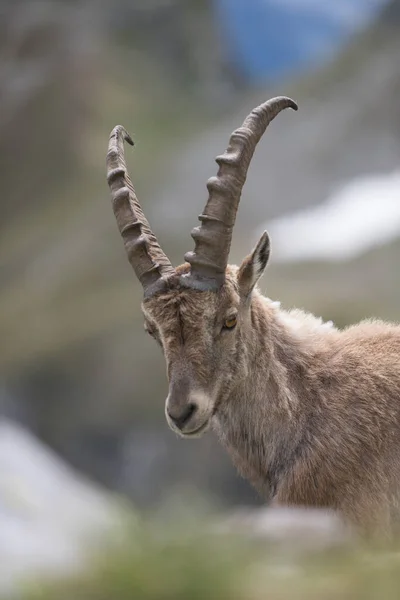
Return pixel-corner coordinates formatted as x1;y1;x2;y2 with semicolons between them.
213;0;387;84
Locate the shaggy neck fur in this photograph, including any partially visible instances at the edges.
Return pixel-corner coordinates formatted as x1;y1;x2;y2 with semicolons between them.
213;290;340;502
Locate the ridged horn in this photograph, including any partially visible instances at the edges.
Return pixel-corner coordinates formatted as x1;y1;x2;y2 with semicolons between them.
106;126;174;293
183;96;298;289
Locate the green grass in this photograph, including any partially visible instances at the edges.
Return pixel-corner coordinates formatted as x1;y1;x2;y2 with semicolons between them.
23;515;400;600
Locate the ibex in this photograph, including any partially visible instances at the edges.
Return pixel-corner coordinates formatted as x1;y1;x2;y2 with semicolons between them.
106;97;400;535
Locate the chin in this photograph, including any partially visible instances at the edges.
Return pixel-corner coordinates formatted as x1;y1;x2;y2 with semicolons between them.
167;417;211;439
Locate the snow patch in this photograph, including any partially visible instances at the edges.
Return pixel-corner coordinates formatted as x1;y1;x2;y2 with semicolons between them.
259;171;400;263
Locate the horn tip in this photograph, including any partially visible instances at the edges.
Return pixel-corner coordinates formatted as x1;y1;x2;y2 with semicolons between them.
111;125;135;146
124;131;134;146
283;97;298;111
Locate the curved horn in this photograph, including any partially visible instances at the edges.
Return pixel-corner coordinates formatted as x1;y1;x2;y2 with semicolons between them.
106;126;174;293
184;96;298;289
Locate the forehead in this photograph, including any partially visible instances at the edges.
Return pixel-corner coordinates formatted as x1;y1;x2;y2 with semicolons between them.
143;289;215;325
142;266;239;324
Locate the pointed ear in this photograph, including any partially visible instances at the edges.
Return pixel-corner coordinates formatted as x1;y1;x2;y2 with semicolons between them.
237;231;270;299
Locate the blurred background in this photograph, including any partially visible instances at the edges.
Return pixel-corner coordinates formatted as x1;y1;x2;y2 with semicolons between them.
1;0;400;594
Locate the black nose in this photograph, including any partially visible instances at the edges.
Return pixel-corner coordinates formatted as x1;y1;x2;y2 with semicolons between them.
167;403;197;430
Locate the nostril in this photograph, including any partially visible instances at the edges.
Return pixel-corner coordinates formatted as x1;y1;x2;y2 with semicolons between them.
168;403;197;429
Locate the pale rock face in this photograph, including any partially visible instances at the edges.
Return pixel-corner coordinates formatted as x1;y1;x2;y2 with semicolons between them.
0;419;126;594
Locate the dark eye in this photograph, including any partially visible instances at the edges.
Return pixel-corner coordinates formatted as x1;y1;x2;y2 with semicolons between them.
144;322;163;349
223;315;237;330
144;323;156;337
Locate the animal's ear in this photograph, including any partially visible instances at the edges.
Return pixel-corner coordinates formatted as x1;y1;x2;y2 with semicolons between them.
237;231;270;299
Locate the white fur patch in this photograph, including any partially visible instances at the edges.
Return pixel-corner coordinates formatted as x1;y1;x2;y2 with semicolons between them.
278;309;336;336
263;297;337;341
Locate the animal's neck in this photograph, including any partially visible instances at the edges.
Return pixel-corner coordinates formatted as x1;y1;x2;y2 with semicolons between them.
214;293;335;499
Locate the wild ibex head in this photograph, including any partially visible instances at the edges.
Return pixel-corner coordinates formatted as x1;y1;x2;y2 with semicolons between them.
106;97;298;438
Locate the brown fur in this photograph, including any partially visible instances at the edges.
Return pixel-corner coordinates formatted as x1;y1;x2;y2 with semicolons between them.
142;258;400;536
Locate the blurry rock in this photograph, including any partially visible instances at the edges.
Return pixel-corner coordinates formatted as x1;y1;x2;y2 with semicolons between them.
214;506;353;552
0;418;127;594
